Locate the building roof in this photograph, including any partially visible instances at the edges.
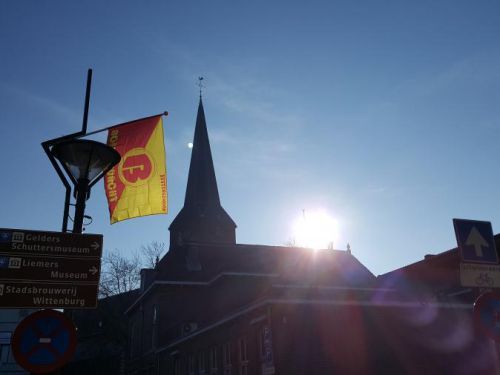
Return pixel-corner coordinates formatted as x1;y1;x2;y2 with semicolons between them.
157;243;375;284
126;243;377;314
378;234;500;301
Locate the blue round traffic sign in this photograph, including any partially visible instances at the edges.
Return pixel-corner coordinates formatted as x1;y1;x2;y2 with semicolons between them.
474;292;500;341
11;309;77;374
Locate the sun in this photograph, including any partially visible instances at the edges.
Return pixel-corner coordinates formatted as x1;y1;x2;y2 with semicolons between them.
291;209;339;250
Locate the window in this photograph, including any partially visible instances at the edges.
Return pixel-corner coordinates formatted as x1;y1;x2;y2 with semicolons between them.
223;342;232;375
188;354;196;375
152;305;158;348
210;346;218;374
0;332;13;365
238;337;247;362
260;328;265;358
238;337;248;375
153;305;158;325
198;351;207;374
0;344;10;364
173;357;181;375
259;326;274;366
130;322;138;358
0;332;11;345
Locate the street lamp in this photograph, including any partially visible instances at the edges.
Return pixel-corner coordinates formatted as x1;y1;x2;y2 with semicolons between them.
50;139;120;234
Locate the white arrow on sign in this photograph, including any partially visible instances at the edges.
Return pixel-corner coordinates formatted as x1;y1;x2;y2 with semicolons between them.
466;227;489;257
91;242;100;250
89;266;99;275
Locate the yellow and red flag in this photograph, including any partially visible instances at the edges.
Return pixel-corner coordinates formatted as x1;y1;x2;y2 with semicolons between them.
104;115;167;223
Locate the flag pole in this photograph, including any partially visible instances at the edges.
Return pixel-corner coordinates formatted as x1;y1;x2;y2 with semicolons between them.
42;111;168;146
81;69;92;134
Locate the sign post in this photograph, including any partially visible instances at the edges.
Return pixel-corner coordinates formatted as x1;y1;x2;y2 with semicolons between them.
453;219;500;288
0;227;102;308
454;219;498;264
456;220;500;372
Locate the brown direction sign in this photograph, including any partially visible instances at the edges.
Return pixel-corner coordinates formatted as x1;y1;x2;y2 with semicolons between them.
0;255;100;283
0;228;103;309
0;282;99;309
0;228;102;258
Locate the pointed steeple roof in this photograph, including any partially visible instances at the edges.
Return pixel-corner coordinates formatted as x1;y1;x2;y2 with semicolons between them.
169;99;236;249
184;99;221;209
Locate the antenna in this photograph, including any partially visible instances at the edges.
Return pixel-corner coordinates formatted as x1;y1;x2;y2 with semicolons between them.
197;77;204;98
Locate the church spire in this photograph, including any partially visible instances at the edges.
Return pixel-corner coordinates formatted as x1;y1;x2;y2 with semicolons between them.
169;98;236;248
183;99;221;208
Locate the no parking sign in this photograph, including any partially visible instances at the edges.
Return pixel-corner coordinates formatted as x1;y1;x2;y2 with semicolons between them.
11;309;77;373
474;292;500;341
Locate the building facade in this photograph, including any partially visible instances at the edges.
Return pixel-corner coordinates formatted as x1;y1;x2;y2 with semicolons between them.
123;100;497;374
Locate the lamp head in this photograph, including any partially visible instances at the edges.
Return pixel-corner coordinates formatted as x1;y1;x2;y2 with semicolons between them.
51;139;120;190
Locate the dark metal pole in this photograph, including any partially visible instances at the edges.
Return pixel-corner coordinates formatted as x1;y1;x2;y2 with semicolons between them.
41;69;93;233
72;179;89;234
81;69;92;134
42;141;72;232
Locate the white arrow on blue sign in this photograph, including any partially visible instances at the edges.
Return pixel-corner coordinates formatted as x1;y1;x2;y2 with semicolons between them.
453;219;498;264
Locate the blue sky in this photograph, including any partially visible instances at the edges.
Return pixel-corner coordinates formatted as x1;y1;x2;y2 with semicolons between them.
1;0;500;275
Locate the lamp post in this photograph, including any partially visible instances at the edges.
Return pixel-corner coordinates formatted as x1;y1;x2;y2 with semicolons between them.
50;139;120;234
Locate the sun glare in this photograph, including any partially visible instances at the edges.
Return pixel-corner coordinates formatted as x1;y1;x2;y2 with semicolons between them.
292;209;339;250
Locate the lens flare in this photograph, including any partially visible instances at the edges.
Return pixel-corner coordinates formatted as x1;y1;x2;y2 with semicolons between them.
291;209;339;249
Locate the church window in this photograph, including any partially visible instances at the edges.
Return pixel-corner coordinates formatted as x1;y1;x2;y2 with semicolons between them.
210;346;218;374
130;321;139;358
259;326;273;366
223;342;232;375
0;342;10;364
198;351;207;374
153;305;158;325
152;305;158;348
188;354;195;375
173;357;181;375
238;337;248;375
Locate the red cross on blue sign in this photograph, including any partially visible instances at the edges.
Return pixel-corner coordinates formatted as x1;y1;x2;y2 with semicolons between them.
11;309;77;374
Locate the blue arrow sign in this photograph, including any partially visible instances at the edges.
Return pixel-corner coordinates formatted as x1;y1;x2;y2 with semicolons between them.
453;219;498;264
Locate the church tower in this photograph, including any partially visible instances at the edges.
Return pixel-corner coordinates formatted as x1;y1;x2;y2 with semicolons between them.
169;99;237;248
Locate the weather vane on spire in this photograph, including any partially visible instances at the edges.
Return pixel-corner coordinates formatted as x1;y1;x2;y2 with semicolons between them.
198;77;204;98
